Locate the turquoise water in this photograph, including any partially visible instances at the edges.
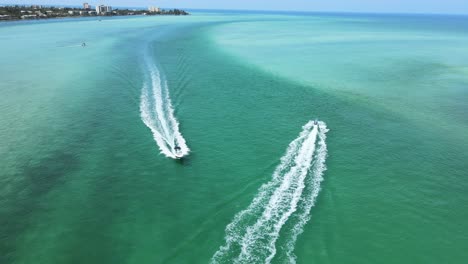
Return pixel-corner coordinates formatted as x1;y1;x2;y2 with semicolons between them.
1;12;467;264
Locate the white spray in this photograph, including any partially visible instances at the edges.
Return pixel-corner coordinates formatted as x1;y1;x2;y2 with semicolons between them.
211;120;328;263
140;57;190;159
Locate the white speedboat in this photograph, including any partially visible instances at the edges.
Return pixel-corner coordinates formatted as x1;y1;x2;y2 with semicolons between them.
174;144;183;159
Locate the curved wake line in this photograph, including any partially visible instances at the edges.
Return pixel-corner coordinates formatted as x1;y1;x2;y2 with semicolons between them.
211;120;328;264
139;57;190;159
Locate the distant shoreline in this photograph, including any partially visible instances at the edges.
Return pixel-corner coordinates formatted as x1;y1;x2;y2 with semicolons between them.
0;4;189;22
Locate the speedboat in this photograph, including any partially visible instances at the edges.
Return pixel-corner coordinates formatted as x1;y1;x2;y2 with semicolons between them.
174;144;183;159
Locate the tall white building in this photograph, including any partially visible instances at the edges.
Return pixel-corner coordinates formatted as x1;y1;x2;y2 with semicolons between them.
148;6;161;12
96;5;112;14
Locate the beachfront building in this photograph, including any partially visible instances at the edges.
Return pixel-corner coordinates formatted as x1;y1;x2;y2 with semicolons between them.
148;6;161;13
20;14;37;19
96;5;112;14
83;3;90;10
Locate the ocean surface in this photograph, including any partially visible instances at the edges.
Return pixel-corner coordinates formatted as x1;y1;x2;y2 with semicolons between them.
1;11;468;264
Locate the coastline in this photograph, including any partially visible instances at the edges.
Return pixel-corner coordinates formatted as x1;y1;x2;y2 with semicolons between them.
0;5;189;22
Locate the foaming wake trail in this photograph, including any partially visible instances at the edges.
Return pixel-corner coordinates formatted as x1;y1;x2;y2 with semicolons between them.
211;121;328;264
283;121;328;264
139;57;190;159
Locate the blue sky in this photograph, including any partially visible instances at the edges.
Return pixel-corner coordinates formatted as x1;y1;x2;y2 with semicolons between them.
5;0;468;14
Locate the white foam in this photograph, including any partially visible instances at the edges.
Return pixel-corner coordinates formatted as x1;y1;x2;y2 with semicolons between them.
211;121;328;263
284;121;329;264
140;58;190;159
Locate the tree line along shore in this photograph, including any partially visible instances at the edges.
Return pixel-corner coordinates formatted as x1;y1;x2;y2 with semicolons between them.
0;5;189;21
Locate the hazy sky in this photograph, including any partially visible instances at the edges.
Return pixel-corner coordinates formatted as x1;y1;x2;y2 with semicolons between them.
5;0;468;14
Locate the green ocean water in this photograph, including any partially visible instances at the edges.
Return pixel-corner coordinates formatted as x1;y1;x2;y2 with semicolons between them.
1;11;468;264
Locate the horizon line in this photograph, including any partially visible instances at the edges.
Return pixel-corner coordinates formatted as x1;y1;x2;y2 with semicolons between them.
1;3;467;16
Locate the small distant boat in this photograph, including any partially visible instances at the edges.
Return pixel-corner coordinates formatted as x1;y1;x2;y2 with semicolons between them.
314;119;318;125
174;141;183;159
